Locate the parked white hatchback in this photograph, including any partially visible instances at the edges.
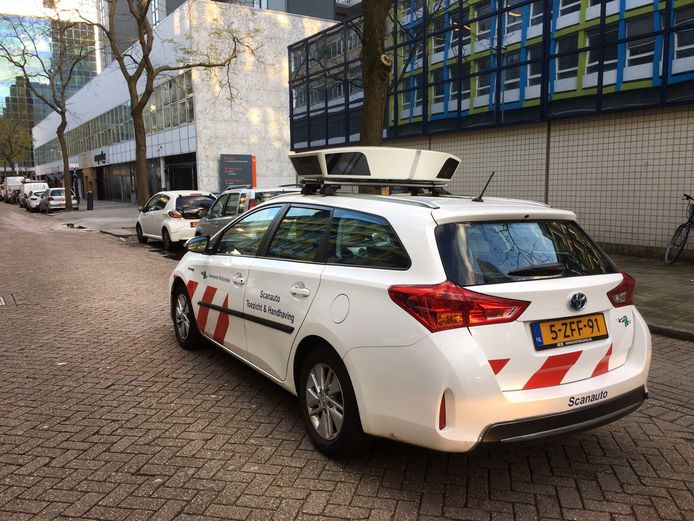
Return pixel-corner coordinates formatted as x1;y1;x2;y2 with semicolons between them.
168;147;651;458
136;190;216;250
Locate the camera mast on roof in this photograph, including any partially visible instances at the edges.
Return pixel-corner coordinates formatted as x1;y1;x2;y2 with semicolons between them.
288;147;460;194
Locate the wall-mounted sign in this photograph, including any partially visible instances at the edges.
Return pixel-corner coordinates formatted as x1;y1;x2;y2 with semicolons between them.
219;154;255;191
94;151;106;164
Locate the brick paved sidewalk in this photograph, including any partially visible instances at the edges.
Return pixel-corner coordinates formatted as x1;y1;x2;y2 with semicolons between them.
0;204;692;521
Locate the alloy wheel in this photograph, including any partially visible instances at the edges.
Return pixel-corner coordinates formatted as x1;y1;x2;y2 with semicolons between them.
305;362;344;440
175;293;190;340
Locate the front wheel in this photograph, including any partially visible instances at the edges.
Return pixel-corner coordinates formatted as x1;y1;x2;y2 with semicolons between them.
136;223;148;244
298;345;368;458
665;223;690;264
172;284;202;350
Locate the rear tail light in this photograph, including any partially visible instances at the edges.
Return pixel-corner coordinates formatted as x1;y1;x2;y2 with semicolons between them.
168;210;182;218
248;198;256;209
47;197;54;202
607;272;635;307
388;280;529;332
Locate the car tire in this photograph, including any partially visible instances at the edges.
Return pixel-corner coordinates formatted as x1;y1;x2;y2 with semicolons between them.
162;228;174;251
136;224;148;244
172;283;202;350
298;345;369;458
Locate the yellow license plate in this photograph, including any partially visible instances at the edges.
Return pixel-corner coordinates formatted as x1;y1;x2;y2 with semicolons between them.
190;221;198;228
531;313;608;350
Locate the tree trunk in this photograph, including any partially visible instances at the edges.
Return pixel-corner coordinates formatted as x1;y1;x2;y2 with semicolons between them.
57;118;73;211
132;107;150;207
359;0;391;146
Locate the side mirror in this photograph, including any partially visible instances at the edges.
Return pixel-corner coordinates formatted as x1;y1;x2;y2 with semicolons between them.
138;205;144;212
199;208;209;218
185;235;209;254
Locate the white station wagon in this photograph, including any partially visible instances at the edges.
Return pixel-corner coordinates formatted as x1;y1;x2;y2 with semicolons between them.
169;147;651;457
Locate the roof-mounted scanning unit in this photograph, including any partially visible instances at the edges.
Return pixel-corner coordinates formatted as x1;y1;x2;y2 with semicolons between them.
289;147;460;194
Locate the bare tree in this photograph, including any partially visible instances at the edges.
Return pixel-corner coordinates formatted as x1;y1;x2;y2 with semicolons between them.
357;0;453;146
0;15;95;210
79;0;257;206
0;117;32;174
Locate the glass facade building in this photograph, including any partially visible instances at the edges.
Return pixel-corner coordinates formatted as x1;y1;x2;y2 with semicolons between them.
0;15;97;171
288;0;694;149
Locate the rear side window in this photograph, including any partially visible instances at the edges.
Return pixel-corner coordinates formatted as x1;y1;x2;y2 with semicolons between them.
327;209;410;269
224;193;240;216
267;207;331;262
436;220;616;286
176;195;215;218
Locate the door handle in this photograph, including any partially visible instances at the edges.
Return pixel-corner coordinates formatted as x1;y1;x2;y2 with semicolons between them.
232;273;246;285
290;283;311;297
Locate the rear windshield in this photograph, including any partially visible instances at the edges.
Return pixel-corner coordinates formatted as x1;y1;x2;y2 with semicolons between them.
176;195;216;218
436;220;616;286
51;189;65;196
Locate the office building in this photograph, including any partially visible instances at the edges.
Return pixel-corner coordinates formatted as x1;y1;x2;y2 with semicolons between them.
288;0;694;255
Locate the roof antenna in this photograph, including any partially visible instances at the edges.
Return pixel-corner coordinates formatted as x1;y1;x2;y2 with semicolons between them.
472;171;495;203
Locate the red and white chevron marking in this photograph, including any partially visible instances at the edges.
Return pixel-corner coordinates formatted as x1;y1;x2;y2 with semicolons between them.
187;282;233;346
488;343;614;390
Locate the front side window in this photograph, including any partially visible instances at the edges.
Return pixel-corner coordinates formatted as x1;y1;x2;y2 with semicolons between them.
208;194;229;219
436;220;616;286
266;207;331;262
215;206;282;256
327;209;410;269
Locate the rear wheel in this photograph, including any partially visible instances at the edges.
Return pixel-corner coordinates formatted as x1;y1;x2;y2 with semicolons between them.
665;223;690;264
298;345;368;458
162;228;174;251
136;223;148;244
172;284;202;350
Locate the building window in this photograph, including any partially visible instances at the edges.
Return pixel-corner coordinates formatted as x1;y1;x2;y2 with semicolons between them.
402;74;423;110
559;0;581;16
475;57;492;96
527;45;543;85
586;25;618;74
627;16;656;66
505;7;522;33
327;78;344;101
675;7;694;59
347;29;361;52
503;51;521;90
555;34;579;79
476;3;495;43
152;0;160;26
531;1;543;26
326;34;344;61
431;68;445;104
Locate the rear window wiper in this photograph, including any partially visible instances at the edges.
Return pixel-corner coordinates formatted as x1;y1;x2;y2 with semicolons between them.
507;263;566;277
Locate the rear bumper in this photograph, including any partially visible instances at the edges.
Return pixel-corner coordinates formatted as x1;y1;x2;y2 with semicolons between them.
480;385;646;444
344;308;651;452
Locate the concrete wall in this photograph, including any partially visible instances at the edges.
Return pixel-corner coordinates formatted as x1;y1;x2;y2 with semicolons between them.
190;1;333;190
391;105;694;256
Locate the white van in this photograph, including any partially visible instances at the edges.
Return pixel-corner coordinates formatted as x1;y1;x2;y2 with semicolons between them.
19;181;49;208
2;176;25;203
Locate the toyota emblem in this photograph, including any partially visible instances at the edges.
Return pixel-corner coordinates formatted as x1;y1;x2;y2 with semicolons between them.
568;292;588;311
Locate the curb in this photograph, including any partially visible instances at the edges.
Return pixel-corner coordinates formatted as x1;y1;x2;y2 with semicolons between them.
647;323;694;343
100;229;137;238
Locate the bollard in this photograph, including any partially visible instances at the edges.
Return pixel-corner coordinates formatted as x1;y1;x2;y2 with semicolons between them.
87;191;94;211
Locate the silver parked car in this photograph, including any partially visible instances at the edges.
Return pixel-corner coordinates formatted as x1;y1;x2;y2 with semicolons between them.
195;186;300;237
39;188;79;213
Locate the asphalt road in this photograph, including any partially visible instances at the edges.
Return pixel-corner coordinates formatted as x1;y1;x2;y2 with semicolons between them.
0;203;692;521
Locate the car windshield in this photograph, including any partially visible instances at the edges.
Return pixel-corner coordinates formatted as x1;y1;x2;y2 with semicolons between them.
52;189;65;196
436;220;617;286
176;195;216;219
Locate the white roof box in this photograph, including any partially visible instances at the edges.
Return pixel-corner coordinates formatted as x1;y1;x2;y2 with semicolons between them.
289;146;460;186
